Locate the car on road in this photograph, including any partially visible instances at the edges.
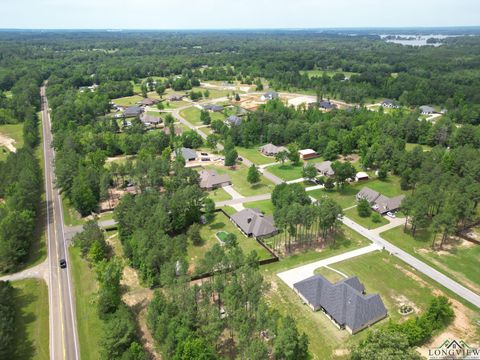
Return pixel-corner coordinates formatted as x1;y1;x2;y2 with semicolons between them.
386;212;396;218
59;259;67;268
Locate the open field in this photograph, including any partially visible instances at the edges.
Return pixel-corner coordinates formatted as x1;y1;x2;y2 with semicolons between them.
69;247;102;360
187;211;272;272
382;226;480;294
180;106;225;126
236;146;277;165
343;207;389;229
11;279;49;360
268;162;305;181
204;164;275;197
244;199;275;216
112;95;144;107
193;86;234;99
405;143;433;152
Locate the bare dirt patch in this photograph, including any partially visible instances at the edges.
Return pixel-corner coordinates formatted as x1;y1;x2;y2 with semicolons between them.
392;294;420;316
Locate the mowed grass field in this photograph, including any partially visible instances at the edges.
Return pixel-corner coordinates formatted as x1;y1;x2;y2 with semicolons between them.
236;146;277;165
382;226;480;294
180;106;225;126
204;164;275;197
343;207;389;229
244;199;275;216
11;279;49;360
187;211;272;272
69;247;102;360
206;187;232;202
268;161;305;181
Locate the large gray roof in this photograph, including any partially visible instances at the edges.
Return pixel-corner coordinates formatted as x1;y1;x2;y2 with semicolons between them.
123;106;144;117
314;161;334;176
356;187;380;204
198;169;231;189
293;275;387;333
420;105;435;114
373;195;405;214
230;208;277;238
260;143;288;155
226;115;242;126
179;147;197;161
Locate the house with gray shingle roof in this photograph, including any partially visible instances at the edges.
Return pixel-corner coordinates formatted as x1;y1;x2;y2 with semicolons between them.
314;161;335;177
381;99;399;109
199;169;231;190
178;147;198;162
261;91;279;101
123;106;144;118
203;104;224;112
356;187;405;214
138;98;159;107
319;100;336;110
293;275;387;334
259;143;288;156
140;113;162;126
420;105;435;115
230;208;278;239
225;115;242;127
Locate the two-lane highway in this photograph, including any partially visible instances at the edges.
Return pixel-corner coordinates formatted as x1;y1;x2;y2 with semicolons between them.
41;84;80;360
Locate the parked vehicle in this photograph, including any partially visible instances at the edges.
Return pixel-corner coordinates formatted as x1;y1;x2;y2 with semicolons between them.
386;212;396;218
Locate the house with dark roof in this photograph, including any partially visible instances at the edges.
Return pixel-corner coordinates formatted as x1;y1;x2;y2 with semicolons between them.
198;169;231;190
319;100;336;110
225;115;242;127
138;98;159;107
178;147;198;162
261;91;279;101
123;106;144;118
203;104;224;112
420;105;435;115
259;143;288;156
356;187;405;214
293;275;387;334
314;161;335;177
230;208;278;239
381;99;399;109
168;94;184;102
140;113;162;126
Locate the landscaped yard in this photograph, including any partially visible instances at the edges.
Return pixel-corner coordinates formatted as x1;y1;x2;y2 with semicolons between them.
69;247;102;360
236;146;276;165
244;199;275;216
204;164;275;197
112;95;144;107
381;226;480;294
11;279;49;360
180;106;225;126
308;187;358;210
343;207;389;229
206;187;231;202
187;211;272;271
268;162;304;181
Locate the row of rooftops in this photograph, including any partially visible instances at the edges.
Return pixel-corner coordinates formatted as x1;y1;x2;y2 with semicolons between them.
356;187;405;214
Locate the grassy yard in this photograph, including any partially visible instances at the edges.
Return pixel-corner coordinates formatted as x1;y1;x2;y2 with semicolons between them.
309;187;358;210
180;106;225;126
405;143;432;152
268;162;304;181
314;266;347;283
161;100;191;109
193;87;235;99
236;146;277;165
343;207;389;229
112;95;144;107
381;226;480;294
204;164;275;197
69;247;102;360
244;199;275;216
198;127;212;136
11;279;49;360
187;212;272;272
206;187;231;202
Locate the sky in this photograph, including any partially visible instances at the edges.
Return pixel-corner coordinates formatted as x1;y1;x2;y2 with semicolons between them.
0;0;479;29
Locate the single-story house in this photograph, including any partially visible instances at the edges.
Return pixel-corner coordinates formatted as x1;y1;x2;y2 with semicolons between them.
356;187;405;214
381;99;400;109
230;208;278;239
178;147;198;162
140;114;162;126
198;169;231;190
203;104;224;112
261;91;279;101
355;172;369;181
293;275;387;334
314;161;335;177
420;105;435;115
169;94;184;102
319;100;335;110
225;115;242;127
259;143;288;156
123;106;144;118
138;98;159;107
299;149;319;160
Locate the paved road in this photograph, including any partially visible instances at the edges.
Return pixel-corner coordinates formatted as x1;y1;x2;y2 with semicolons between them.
41;84;81;360
277;244;381;288
341;216;480;308
64;218;118;240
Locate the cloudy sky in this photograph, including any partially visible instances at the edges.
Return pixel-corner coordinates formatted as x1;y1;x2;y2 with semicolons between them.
1;0;478;29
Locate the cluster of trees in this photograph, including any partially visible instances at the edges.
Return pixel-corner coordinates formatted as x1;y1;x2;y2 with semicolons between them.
73;221;147;360
114;162;204;286
0;281;15;358
352;296;454;360
271;183;343;253
0;79;42;272
147;245;309;360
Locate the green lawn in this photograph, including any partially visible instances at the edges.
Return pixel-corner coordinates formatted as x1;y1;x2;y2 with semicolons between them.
112;95;144;107
11;279;49;360
180;106;225;126
161;100;191;109
268;162;305;181
343;207;389;229
0;123;24;161
193;87;235;99
381;226;480;294
204;164;275;197
198;127;212;136
314;266;347;283
405;143;432;152
69;247;102;360
236;147;276;165
206;187;231;202
309;187;358;210
61;194;84;226
187;212;272;272
244;199;275;216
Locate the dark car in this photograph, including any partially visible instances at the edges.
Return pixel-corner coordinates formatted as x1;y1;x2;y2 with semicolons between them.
200;152;208;156
59;259;67;269
237;157;243;161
